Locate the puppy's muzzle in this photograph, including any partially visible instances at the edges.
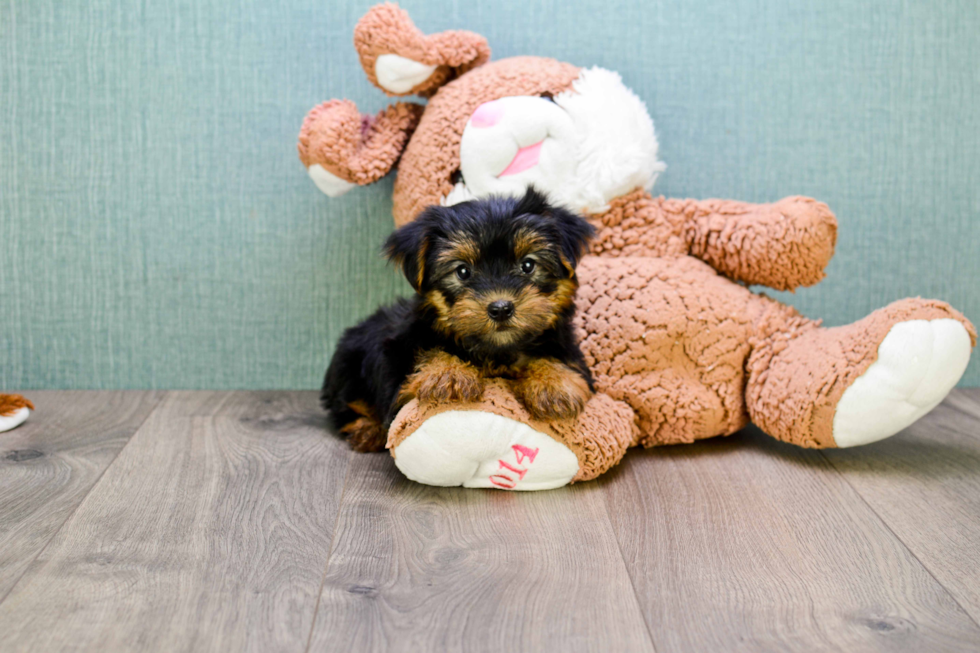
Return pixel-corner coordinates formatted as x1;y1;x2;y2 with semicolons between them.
487;300;515;323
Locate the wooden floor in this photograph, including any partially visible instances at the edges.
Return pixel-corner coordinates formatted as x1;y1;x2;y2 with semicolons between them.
1;391;979;652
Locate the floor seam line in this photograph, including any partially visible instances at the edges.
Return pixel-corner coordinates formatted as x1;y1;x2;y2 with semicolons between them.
597;477;662;653
817;448;980;632
303;447;354;653
0;390;168;609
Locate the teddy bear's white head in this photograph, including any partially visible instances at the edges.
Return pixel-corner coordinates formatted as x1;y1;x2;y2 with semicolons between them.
443;67;666;215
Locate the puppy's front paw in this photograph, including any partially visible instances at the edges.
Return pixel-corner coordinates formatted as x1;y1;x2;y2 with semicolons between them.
402;351;485;405
518;384;590;420
416;368;484;404
514;360;592;421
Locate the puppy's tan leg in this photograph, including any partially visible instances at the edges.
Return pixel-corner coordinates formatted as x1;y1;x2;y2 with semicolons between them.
513;359;592;420
340;400;388;453
400;350;485;405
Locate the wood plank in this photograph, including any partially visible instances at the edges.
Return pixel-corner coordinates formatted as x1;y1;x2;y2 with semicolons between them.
603;425;980;652
0;391;350;653
308;453;655;653
0;390;164;600
821;389;980;625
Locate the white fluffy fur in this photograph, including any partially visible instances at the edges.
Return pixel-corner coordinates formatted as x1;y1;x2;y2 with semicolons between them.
552;67;665;213
440;180;477;207
445;67;665;214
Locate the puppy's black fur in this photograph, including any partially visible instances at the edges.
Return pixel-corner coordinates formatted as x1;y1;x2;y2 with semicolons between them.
322;189;595;452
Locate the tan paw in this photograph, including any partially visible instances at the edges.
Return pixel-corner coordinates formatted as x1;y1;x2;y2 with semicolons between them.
416;368;484;404
402;351;485;405
514;360;592;421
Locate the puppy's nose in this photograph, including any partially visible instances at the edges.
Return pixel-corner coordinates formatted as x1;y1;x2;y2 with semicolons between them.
487;300;515;322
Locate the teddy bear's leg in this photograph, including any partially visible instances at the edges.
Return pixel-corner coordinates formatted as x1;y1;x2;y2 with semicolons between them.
0;394;34;433
746;299;975;448
386;380;637;490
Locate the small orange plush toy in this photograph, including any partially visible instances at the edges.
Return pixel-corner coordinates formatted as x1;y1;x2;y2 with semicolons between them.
298;4;975;490
0;394;33;433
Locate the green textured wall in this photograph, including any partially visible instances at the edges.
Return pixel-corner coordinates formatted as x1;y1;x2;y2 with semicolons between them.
1;0;978;390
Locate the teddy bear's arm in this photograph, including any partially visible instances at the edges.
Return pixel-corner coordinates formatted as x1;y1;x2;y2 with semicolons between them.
588;191;837;291
679;196;838;291
298;99;425;191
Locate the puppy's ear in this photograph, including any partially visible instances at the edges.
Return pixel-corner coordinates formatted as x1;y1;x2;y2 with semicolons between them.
384;208;442;291
517;187;595;277
552;206;595;277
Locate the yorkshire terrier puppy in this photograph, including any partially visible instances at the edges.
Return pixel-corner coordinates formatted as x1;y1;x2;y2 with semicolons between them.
321;189;595;452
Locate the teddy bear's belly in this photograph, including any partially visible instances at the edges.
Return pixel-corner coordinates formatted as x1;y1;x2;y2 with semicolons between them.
575;255;766;445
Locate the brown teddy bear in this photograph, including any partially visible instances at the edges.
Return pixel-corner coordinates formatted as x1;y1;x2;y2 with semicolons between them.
298;4;975;490
0;394;33;433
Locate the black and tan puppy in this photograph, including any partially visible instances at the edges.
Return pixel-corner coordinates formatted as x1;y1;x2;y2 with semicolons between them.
321;189;595;452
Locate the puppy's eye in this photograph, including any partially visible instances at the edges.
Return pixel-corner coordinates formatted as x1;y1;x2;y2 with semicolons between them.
455;265;471;281
520;259;536;274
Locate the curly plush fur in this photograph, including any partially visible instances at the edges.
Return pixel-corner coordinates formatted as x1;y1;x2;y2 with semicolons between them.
300;4;974;489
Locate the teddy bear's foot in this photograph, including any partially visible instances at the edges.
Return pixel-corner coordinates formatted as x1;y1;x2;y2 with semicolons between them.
0;394;34;433
0;407;31;433
748;298;975;448
386;380;637;489
832;319;971;447
392;410;580;490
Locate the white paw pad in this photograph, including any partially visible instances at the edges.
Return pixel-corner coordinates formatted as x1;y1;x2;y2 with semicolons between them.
374;54;437;94
0;407;31;433
833;319;972;447
392;411;579;491
307;164;356;198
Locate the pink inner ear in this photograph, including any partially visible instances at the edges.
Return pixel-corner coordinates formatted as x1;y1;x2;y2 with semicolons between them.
359;114;374;136
499;141;543;177
470;100;504;128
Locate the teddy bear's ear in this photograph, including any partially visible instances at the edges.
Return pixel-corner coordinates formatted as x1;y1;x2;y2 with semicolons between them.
298;99;425;196
354;3;490;98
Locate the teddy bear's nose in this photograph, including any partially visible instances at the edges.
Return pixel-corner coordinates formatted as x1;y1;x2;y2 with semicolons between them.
469;100;504;128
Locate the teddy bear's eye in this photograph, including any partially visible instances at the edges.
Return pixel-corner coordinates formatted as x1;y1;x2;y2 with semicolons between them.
521;259;536;274
455;265;471;281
